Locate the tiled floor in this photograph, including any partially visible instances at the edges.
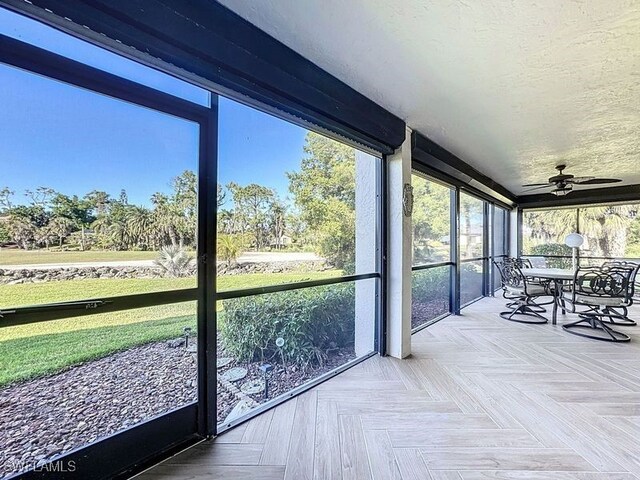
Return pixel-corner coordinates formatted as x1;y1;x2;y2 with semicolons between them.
138;296;640;479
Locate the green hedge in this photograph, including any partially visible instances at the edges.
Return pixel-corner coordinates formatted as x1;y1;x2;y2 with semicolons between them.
530;243;572;268
220;283;355;367
412;266;449;302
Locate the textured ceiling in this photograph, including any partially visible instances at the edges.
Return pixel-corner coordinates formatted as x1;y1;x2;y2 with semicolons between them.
218;0;640;196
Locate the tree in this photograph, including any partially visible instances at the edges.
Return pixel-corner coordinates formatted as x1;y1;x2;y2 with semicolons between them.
287;132;356;271
152;192;181;248
217;184;226;209
269;200;287;249
48;216;75;248
24;187;54;208
84;190;111;216
126;206;154;249
172;170;197;244
460;194;483;258
227;182;275;251
0;187;14;212
50;193;94;251
412;176;450;262
6;215;35;249
579;205;637;257
524;206;638;258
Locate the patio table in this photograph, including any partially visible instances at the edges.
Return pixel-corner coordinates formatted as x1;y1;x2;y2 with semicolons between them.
521;268;575;325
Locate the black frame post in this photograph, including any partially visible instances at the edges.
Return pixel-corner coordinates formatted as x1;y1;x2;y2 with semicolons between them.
378;155;388;356
196;98;219;438
488;203;495;295
483;201;490;297
451;188;461;315
0;34;213;480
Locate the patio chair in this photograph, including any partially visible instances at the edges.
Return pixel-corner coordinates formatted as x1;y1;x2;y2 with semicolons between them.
506;257;552;310
494;259;552;324
596;260;640;326
561;265;636;342
509;257;532;269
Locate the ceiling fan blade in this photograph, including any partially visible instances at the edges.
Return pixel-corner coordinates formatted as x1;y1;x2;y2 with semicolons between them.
522;183;550;187
522;185;553;193
575;178;622;185
567;176;595;183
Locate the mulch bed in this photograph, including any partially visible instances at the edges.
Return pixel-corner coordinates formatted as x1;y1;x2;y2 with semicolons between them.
0;339;355;477
412;299;449;329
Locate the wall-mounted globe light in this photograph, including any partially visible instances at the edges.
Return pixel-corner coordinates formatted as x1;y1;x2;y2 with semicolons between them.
565;233;585;271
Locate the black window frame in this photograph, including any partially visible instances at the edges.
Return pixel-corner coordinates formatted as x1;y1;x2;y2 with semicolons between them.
0;28;387;478
411;165;512;325
0;33;216;480
409;170;455;332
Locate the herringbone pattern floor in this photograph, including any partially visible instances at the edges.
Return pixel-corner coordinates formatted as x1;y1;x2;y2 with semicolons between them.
138;297;640;479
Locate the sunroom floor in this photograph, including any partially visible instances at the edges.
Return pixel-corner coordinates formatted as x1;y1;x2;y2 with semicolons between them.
137;296;640;480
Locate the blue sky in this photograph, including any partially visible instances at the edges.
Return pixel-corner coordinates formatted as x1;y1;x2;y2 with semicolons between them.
0;8;307;207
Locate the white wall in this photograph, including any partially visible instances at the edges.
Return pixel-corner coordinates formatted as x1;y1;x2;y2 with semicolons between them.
354;150;377;356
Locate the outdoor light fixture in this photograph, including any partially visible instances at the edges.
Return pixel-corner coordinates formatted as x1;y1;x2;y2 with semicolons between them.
259;363;273;399
183;326;192;348
565;233;585;271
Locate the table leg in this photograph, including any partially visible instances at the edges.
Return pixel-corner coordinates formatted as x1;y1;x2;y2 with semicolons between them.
552;279;559;325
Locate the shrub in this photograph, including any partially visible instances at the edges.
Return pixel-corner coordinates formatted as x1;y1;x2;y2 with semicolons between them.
220;283;355;367
530;243;572;268
412;266;449;302
217;234;242;266
154;244;194;277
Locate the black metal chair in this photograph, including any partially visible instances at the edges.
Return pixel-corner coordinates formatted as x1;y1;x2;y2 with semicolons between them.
511;257;533;269
494;259;552;324
561;265;636;342
598;261;640;326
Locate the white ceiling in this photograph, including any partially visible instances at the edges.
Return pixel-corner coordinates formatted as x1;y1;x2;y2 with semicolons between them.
218;0;640;196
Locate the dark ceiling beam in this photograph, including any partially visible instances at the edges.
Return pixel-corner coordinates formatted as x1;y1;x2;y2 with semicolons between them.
517;184;640;209
0;0;405;153
411;131;518;207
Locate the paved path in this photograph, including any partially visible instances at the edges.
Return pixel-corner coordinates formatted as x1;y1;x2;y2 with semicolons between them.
0;252;323;270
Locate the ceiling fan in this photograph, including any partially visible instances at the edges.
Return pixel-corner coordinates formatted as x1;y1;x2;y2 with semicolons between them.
522;165;622;196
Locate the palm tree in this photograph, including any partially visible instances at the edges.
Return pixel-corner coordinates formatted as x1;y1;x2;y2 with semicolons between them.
579;205;637;257
217;234;241;266
154;244;193;277
103;220;128;251
126;206;154;249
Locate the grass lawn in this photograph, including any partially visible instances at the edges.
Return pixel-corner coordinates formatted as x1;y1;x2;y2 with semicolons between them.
0;270;341;386
0;249;161;265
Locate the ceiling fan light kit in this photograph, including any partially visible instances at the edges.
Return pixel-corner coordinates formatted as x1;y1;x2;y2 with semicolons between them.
552;185;572;196
522;165;621;196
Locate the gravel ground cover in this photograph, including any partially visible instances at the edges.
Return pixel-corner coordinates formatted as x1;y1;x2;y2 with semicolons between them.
0;338;355;477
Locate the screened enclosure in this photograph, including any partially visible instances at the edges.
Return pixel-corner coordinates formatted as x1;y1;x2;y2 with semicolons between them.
410;170;511;331
521;204;640;267
0;8;382;478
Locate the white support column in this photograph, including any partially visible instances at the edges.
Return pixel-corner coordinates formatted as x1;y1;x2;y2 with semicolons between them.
386;127;413;358
509;209;519;257
355;150;377;356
